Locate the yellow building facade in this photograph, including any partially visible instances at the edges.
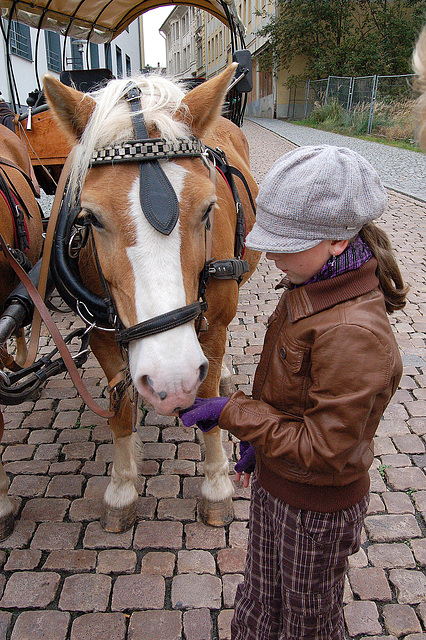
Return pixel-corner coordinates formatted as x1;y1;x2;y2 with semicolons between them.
204;0;308;119
161;0;308;119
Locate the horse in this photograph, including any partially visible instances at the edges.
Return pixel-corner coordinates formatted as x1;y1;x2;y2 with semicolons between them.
0;123;43;538
40;63;260;533
413;24;426;150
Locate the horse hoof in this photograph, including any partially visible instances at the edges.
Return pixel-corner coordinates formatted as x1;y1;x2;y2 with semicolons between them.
199;496;234;527
100;501;136;533
0;511;14;541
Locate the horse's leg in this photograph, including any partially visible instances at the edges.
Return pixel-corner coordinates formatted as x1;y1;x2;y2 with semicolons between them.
198;324;235;527
89;330;138;533
0;411;15;540
220;357;237;397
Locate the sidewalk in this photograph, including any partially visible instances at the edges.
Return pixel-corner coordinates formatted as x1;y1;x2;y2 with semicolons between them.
0;120;424;639
247;116;426;203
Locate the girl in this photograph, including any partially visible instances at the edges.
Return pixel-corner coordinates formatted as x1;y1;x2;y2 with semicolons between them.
181;145;407;640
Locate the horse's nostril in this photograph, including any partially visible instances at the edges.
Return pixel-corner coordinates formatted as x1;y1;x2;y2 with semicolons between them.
140;375;155;393
198;361;209;383
158;390;167;401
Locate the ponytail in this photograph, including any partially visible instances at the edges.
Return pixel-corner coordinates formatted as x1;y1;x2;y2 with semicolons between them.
359;222;408;313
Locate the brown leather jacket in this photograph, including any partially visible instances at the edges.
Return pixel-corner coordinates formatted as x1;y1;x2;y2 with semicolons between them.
219;259;402;512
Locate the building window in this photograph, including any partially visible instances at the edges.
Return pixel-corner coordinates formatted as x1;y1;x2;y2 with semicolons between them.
258;66;272;98
9;20;32;60
116;46;122;78
197;43;202;69
90;42;99;68
70;38;83;69
104;43;112;70
45;30;61;72
125;54;131;76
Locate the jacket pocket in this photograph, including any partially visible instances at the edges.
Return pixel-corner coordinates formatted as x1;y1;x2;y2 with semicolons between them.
279;343;306;373
274;342;310;413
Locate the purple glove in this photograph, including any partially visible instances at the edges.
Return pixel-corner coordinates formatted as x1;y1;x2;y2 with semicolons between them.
234;441;256;474
179;397;229;432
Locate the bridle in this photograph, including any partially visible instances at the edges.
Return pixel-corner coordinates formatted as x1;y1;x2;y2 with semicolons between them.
50;82;251;350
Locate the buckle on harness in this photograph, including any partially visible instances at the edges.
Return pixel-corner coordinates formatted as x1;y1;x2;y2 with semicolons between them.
208;258;249;280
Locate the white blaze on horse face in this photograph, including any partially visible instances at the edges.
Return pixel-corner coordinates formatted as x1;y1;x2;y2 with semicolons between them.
126;160;208;415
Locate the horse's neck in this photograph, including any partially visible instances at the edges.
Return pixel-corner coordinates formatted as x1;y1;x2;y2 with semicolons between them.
0;125;30;174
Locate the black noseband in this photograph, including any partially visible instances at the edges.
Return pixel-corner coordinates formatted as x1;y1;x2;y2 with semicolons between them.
116;300;207;346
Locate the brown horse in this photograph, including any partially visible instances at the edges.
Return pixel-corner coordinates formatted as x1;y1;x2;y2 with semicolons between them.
41;64;259;532
413;24;426;150
0;123;43;537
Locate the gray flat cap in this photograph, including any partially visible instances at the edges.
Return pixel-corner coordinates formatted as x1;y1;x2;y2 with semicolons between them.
245;145;387;253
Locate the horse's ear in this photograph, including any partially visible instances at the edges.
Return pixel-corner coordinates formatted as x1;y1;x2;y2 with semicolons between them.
180;63;238;138
42;74;96;143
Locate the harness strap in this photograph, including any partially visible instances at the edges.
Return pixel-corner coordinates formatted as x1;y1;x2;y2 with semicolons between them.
116;300;207;346
0;169;30;253
126;85;179;236
205;146;255;261
226;165;257;216
23;151;76;368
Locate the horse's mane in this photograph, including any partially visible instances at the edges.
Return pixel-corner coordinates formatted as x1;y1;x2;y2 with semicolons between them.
69;73;191;196
413;25;426;150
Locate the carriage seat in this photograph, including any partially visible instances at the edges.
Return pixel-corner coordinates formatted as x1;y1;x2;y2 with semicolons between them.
59;68;114;93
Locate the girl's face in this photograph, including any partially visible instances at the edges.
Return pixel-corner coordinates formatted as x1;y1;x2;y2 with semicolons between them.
266;239;348;285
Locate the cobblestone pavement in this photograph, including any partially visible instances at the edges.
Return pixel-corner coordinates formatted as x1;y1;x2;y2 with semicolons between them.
0;120;425;639
247;116;426;203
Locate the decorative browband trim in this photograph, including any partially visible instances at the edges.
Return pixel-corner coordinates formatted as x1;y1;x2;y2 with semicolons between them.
90;138;204;165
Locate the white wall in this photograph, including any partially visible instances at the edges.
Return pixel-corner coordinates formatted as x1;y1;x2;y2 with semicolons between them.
1;18;141;112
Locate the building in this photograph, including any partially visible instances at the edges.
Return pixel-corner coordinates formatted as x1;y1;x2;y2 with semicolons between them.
160;6;202;82
0;16;144;112
160;0;308;119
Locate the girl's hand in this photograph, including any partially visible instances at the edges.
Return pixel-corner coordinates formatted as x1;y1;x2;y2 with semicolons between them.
179;397;229;432
235;470;251;488
234;441;255;487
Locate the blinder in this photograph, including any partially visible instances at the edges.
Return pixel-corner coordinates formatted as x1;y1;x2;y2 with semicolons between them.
50;83;251;346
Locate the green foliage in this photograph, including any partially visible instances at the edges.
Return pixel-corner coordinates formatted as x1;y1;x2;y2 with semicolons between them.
257;0;426;78
301;97;417;143
307;100;346;125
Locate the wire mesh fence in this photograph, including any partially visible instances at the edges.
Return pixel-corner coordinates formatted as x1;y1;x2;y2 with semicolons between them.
289;73;417;143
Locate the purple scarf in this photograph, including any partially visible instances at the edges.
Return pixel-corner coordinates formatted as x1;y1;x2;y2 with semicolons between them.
301;236;373;287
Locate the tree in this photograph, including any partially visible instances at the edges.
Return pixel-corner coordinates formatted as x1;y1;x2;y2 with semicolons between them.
257;0;426;78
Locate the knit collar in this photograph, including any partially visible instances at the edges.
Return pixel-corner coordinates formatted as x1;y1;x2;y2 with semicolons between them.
284;259;380;322
302;236;373;286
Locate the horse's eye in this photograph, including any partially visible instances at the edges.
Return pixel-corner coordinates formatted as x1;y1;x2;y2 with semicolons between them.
83;210;104;230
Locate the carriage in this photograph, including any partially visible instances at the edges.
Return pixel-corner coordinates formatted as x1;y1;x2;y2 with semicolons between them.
0;0;260;540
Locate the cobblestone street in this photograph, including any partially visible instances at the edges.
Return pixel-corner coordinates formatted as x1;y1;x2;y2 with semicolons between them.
0;120;425;639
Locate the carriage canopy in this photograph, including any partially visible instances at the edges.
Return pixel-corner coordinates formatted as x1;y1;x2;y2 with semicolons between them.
0;0;245;43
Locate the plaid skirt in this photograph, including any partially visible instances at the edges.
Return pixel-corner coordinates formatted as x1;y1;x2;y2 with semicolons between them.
231;475;368;640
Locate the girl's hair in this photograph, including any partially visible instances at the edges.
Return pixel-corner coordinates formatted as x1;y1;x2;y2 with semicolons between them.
359;222;408;313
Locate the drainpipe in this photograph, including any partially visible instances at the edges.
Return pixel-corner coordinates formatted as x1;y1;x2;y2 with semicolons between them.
272;0;277;118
